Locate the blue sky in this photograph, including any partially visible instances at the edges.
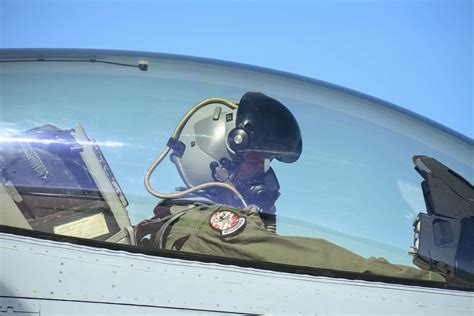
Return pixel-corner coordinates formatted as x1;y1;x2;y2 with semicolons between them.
1;0;472;138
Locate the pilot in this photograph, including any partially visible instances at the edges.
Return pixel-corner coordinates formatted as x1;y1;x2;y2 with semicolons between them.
136;92;443;282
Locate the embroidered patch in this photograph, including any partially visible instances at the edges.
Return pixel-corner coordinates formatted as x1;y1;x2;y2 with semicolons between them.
209;210;246;237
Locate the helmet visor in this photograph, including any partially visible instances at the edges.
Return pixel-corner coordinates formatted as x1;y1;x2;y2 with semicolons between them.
236;92;302;163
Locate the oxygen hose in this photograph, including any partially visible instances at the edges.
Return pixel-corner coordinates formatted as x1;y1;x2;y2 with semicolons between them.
144;98;248;207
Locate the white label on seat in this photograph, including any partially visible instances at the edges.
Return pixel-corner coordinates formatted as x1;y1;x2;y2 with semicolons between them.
53;213;109;239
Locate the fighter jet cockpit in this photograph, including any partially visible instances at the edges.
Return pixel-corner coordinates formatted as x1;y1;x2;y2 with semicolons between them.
1;50;473;289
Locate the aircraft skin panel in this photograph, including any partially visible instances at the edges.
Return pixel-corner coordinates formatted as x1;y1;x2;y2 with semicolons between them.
1;233;472;315
0;297;40;315
0;297;237;315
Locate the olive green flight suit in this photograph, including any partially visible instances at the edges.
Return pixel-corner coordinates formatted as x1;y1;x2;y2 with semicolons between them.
142;203;443;282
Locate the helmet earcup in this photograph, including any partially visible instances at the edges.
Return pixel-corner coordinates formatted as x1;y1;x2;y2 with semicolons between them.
227;128;250;152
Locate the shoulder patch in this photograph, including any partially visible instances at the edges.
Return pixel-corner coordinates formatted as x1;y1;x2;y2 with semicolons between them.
209;210;246;237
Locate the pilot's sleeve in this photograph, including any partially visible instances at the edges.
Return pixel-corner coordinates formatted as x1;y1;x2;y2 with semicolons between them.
162;204;444;282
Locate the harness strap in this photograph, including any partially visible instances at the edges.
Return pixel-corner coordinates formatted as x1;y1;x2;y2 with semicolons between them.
135;212;177;244
125;225;137;246
106;228;128;243
155;209;189;249
106;225;138;245
135;203;200;247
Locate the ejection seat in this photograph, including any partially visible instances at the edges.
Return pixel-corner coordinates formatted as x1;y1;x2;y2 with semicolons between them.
0;124;130;241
